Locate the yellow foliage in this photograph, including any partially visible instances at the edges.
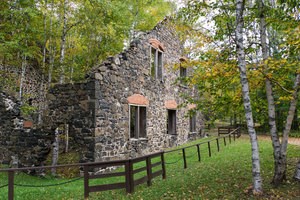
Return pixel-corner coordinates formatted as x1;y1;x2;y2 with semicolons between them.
278;96;293;101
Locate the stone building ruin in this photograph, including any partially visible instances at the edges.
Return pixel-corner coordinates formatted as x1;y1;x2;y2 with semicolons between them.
44;18;204;163
0;18;204;166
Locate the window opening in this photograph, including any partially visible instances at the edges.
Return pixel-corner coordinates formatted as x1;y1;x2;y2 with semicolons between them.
151;47;156;77
130;105;147;138
167;109;176;135
150;46;163;81
190;115;196;132
180;66;187;78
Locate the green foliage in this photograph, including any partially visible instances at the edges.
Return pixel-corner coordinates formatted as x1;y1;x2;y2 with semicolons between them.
20;103;37;117
175;1;300;129
0;0;175;88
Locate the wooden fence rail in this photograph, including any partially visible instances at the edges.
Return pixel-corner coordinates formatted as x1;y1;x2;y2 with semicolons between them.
0;127;240;200
83;151;165;198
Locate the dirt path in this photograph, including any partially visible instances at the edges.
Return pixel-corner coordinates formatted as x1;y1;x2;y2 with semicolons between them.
257;135;300;146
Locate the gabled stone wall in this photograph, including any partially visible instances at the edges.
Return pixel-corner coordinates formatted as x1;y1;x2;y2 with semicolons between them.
85;18;204;161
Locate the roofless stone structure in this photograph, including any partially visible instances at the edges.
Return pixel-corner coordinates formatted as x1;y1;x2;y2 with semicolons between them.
0;18;204;166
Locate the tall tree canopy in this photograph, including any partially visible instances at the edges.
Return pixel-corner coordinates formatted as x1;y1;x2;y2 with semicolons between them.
0;0;174;90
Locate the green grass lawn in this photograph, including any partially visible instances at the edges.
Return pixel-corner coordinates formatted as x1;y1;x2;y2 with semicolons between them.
0;136;299;200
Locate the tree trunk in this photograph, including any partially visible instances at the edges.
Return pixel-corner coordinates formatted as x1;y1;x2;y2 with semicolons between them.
59;0;68;84
258;0;284;186
273;73;299;184
48;0;54;87
281;72;300;172
42;0;47;71
294;159;300;181
64;123;69;153
51;128;60;176
19;54;27;102
37;75;44;125
39;0;48;124
235;0;263;194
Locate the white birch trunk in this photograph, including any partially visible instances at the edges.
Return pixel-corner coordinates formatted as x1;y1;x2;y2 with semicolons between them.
59;0;68;84
281;73;300;151
37;75;44;124
48;0;54;87
51;128;60;176
282;72;300;176
258;0;283;185
64;123;69;153
70;64;74;83
235;0;263;194
42;0;47;71
40;1;48;124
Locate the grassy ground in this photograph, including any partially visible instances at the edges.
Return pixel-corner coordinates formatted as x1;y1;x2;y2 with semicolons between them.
0;136;299;200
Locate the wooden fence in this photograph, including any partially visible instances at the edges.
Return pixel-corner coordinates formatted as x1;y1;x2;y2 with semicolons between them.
0;127;240;200
83;151;165;198
218;126;241;137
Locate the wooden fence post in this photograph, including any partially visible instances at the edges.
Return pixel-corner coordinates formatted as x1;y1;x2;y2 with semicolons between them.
216;138;220;152
229;134;231;144
83;166;89;199
8;171;14;200
223;137;226;146
208;141;211;157
125;159;134;193
161;152;166;179
196;144;201;162
146;157;152;186
182;148;187;169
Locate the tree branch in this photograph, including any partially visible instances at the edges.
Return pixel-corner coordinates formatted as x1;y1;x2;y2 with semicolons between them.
257;68;293;94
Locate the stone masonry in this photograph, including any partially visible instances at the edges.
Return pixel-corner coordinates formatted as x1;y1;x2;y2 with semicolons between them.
0;92;51;167
45;18;204;163
0;18;204;166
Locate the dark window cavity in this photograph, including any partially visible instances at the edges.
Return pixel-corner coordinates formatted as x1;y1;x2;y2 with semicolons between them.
190;115;196;132
180;66;187;78
130;105;147;138
167;109;176;135
150;46;163;81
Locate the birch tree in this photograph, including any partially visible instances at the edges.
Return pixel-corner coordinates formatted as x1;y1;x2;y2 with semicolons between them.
257;0;281;185
51;128;60;176
235;0;263;194
58;0;68;84
176;0;264;193
257;0;300;185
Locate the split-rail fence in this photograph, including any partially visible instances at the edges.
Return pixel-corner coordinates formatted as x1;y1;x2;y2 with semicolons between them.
0;127;240;199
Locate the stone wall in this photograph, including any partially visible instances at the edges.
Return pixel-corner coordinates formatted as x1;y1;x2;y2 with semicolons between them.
0;65;48;123
86;18;204;161
43;82;98;162
0;92;51;167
